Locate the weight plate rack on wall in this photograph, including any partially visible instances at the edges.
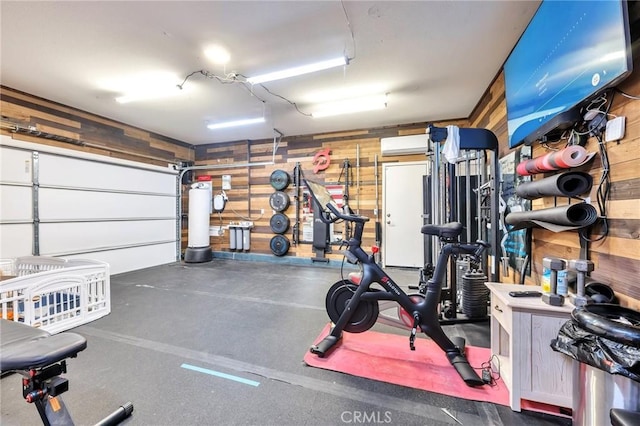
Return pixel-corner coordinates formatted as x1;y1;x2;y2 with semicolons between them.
269;169;291;256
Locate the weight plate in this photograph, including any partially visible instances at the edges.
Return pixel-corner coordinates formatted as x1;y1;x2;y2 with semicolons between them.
270;169;290;191
270;213;290;234
270;235;290;256
325;280;379;333
269;191;290;212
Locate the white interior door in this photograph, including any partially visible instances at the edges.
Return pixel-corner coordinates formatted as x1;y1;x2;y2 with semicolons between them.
382;161;428;267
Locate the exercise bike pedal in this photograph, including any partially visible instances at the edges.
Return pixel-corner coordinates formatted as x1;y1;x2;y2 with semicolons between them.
310;334;342;358
409;314;420;351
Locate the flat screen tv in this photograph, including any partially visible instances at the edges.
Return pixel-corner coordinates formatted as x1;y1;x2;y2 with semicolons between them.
505;0;633;148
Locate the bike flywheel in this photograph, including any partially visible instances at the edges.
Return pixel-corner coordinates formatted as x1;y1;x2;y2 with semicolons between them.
325;280;379;333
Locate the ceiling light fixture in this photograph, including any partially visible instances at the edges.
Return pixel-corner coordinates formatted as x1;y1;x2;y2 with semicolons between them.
204;45;231;65
246;56;348;85
115;91;177;104
311;94;388;118
207;117;265;130
109;72;183;104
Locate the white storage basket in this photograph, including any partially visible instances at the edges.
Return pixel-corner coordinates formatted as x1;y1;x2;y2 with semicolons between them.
0;256;110;334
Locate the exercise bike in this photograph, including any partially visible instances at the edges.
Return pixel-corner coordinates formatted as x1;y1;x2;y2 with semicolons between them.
305;179;489;387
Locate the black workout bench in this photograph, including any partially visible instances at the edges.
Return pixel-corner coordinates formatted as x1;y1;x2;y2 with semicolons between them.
0;319;133;426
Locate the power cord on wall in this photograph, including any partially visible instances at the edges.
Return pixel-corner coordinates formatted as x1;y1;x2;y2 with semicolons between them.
577;90;616;242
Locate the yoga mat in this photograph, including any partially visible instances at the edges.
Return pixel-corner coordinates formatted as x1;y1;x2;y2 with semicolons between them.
516;145;596;176
304;324;509;406
516;171;593;200
505;203;598;232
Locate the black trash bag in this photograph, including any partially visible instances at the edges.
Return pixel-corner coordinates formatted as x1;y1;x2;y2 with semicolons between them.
551;319;640;382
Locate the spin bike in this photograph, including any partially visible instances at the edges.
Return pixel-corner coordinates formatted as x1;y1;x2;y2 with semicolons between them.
305;179;488;387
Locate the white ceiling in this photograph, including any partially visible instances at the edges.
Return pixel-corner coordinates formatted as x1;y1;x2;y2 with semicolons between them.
0;1;540;145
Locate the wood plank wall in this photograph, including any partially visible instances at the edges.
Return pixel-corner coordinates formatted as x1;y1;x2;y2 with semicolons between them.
1;86;194;166
3;63;639;310
192;120;464;262
469;69;640;310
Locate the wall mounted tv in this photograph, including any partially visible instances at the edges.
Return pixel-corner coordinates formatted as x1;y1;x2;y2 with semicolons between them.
505;0;633;149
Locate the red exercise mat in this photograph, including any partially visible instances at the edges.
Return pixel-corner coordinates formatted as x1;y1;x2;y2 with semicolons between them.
303;323;509;406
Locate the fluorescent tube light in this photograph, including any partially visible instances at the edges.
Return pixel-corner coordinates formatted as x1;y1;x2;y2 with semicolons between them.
247;56;347;85
115;86;181;103
109;72;182;104
207;117;265;130
311;94;388;118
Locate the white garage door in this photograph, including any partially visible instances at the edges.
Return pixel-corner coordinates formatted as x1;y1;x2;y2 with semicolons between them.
0;136;179;274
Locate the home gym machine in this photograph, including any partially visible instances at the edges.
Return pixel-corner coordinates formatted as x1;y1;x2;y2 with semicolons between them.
421;125;500;322
0;319;134;425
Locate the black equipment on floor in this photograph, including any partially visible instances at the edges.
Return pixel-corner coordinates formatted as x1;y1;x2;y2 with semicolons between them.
305;179;488;387
0;319;134;426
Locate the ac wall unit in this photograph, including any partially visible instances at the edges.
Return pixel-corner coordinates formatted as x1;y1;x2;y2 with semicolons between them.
380;134;429;156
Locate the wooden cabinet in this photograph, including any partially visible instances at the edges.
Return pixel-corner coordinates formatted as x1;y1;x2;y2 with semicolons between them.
485;283;575;411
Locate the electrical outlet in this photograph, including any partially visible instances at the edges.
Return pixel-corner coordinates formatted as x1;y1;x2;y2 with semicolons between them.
605;116;625;142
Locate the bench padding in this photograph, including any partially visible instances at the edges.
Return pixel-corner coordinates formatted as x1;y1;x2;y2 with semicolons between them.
0;319;87;372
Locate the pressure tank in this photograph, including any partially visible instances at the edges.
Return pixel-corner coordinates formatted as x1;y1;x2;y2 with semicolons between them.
184;185;212;263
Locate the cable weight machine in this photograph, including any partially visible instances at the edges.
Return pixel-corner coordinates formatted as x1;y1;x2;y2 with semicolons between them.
424;125;500;323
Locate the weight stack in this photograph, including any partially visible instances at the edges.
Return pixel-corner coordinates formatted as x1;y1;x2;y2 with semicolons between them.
461;269;489;318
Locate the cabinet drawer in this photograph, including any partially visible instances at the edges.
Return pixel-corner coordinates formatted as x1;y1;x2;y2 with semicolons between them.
491;294;512;334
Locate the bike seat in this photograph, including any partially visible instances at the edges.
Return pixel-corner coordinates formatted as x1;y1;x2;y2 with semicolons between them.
0;319;87;372
421;222;463;239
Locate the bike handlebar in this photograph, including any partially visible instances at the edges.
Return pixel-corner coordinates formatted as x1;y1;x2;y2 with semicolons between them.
454;240;490;261
322;202;370;224
320;200;489;258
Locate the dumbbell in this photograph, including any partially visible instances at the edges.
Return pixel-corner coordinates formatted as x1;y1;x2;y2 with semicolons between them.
542;257;566;306
569;259;594;307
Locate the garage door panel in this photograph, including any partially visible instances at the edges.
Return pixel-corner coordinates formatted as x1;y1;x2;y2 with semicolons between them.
38;153;176;194
39;220;176;254
0;186;31;221
62;243;177;275
39;189;175;220
0;146;32;184
0;224;33;258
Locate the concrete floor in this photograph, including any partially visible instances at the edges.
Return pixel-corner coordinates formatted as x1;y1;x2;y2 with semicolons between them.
1;259;571;426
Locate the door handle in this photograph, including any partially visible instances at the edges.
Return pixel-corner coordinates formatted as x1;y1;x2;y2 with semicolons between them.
387;220;391;224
